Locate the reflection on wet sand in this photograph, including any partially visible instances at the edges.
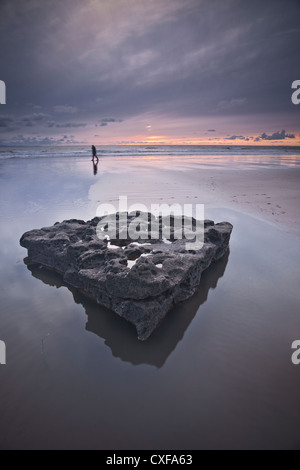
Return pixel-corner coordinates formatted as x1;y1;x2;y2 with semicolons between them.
92;158;99;176
24;252;229;368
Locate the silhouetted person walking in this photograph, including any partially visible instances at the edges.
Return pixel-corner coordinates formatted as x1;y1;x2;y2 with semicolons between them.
92;145;98;161
91;145;99;175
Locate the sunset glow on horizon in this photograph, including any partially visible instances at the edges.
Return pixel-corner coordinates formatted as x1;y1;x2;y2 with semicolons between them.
0;0;299;147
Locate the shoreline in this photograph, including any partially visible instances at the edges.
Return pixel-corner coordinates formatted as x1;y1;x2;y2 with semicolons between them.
86;156;300;241
1;150;299;238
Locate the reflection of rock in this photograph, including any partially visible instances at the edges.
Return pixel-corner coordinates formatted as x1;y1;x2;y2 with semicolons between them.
20;213;233;340
25;251;229;368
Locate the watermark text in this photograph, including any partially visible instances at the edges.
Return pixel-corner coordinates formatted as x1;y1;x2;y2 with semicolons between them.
0;340;6;365
291;80;300;105
0;80;6;104
96;196;204;250
291;340;300;365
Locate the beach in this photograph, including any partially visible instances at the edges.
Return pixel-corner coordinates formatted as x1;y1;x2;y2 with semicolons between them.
85;148;300;239
0;146;300;449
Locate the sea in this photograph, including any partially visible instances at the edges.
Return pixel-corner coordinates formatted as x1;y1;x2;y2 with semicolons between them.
0;144;300;160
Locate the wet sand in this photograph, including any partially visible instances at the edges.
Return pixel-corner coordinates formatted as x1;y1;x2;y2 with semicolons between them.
0;152;300;449
87;153;300;239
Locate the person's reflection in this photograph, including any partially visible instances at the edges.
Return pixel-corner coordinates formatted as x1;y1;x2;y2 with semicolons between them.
92;158;99;176
24;250;230;368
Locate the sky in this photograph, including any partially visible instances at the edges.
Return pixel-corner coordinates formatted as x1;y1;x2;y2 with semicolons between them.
0;0;300;146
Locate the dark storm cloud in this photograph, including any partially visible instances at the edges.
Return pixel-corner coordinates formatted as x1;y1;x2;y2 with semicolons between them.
0;116;14;127
260;130;295;140
0;113;50;132
11;135;60;145
225;130;296;141
0;0;299;134
18;113;49;126
96;117;124;127
24;113;49;122
1;113;48;125
47;121;87;128
226;135;246;140
56;123;87;128
9;135;83;145
100;118;123;124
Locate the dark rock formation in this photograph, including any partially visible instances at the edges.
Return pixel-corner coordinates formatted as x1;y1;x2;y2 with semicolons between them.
20;212;233;340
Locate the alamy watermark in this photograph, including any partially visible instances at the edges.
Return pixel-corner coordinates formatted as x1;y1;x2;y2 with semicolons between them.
291;340;300;366
0;80;6;104
96;196;204;250
291;80;300;105
0;340;6;365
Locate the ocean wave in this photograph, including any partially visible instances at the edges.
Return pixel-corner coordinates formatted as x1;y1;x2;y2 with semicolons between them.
0;145;299;160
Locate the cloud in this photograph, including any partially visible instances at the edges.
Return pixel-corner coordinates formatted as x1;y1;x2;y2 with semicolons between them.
100;118;123;123
54;105;78;114
207;129;216;132
217;98;248;111
225;131;296;142
18;113;49;124
0;116;14;127
8;134;83;146
25;113;49;121
0;0;299;142
260;130;295;140
10;135;57;145
56;134;81;143
225;135;246;140
276;29;300;36
0;113;51;129
96;117;123;127
47;121;87;128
